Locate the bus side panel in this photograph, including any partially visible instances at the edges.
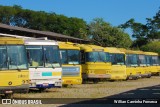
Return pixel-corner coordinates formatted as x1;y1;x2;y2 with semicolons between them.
110;65;127;80
29;68;62;88
0;70;29;94
82;63;111;79
62;65;82;85
126;67;138;77
0;71;23;86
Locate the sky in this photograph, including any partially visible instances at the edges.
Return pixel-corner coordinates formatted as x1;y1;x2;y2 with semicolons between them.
0;0;160;38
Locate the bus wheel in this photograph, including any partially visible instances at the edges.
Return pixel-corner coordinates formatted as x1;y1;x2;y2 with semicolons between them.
93;79;99;84
3;94;13;99
82;79;87;84
147;74;151;78
62;84;68;88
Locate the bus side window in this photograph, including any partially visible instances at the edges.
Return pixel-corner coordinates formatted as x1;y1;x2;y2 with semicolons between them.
80;50;85;64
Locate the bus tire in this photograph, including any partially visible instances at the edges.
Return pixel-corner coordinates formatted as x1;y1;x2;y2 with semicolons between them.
93;79;99;84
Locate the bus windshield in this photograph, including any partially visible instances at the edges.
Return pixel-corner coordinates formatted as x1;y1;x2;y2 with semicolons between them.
110;54;125;65
0;45;28;70
152;56;159;66
138;55;146;66
86;52;107;62
26;45;60;68
126;54;138;67
26;46;43;67
105;52;110;62
145;56;152;66
60;50;80;64
44;46;60;67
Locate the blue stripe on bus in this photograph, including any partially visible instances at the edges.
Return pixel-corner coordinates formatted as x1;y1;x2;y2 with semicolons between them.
42;72;52;76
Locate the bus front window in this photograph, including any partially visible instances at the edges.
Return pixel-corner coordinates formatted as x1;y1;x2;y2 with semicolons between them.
44;46;60;67
0;46;7;70
110;54;125;65
8;45;28;70
105;52;110;62
152;56;159;66
116;54;125;65
68;50;80;64
145;56;152;66
60;50;67;64
26;46;43;67
110;54;116;64
86;52;107;62
126;54;138;67
138;55;146;66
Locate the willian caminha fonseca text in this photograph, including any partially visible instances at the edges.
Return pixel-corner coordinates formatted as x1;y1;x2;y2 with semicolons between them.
114;99;158;104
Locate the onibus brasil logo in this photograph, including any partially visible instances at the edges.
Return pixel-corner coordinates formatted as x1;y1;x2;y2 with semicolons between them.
2;99;42;104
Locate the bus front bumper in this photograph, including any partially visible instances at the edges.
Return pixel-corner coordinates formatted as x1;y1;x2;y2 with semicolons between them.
62;78;82;85
83;74;111;79
110;75;127;80
0;84;29;94
30;83;62;89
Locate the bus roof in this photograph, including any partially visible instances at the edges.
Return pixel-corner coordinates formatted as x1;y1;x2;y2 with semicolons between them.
77;44;105;52
0;37;24;44
105;47;124;54
119;48;144;55
58;42;80;50
24;39;58;46
144;52;158;56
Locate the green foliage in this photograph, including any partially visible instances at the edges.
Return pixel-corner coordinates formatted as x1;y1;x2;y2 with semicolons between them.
0;5;88;39
119;8;160;49
140;41;160;55
88;18;132;48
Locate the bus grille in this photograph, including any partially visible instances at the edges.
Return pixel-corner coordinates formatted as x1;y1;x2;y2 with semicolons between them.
94;70;106;74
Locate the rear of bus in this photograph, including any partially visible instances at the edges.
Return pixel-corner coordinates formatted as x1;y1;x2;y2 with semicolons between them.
59;42;82;85
105;47;127;80
78;44;111;83
25;39;62;91
0;37;29;98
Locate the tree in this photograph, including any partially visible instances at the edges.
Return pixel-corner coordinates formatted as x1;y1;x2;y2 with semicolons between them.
0;5;88;39
140;41;160;55
88;18;132;48
119;8;160;48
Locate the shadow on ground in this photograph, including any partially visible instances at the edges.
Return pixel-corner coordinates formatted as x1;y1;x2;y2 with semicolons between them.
58;84;160;107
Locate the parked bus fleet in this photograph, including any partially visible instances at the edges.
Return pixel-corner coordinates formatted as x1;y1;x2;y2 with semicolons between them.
0;34;159;98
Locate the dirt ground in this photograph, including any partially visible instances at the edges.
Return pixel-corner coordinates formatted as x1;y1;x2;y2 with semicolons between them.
1;76;160;107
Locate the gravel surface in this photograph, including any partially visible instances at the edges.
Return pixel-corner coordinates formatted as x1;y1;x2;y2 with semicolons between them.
1;76;160;107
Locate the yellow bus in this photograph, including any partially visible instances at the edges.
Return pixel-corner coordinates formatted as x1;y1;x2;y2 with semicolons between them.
77;44;111;83
59;42;82;86
144;52;160;75
135;50;151;78
0;37;29;98
119;49;151;79
119;48;141;79
158;55;160;75
105;47;127;80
